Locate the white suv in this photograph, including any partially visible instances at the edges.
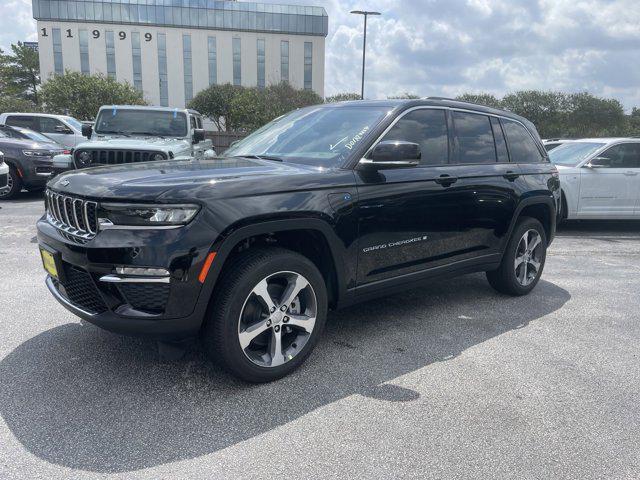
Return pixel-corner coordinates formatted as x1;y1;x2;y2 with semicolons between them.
0;113;84;149
550;138;640;220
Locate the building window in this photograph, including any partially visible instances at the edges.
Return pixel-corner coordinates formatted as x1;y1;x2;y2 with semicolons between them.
207;36;217;85
79;30;90;75
52;28;63;75
257;39;265;89
304;42;312;90
105;31;116;79
157;33;168;107
280;41;289;83
232;37;241;86
183;34;193;103
131;32;142;92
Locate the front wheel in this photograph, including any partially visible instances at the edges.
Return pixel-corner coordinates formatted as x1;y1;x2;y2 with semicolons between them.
202;247;328;383
487;217;547;296
0;166;22;200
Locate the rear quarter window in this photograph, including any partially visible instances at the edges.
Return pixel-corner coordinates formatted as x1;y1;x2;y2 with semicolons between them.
502;119;544;163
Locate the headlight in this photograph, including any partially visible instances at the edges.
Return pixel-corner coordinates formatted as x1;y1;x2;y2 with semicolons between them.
76;151;92;166
23;150;53;157
98;203;200;228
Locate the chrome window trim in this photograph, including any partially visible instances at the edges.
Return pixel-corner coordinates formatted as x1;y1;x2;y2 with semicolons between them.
99;274;170;284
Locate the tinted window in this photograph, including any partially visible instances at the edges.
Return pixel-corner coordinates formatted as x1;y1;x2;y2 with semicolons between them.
39;117;67;134
502;119;543;163
5;116;35;129
453;112;497;164
380;109;448;165
598;143;640;168
0;126;25;139
490;117;509;163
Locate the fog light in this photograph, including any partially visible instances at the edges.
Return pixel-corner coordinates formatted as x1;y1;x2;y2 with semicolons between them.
115;267;169;277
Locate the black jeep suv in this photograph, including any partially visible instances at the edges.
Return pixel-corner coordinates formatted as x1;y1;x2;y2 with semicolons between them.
37;99;560;382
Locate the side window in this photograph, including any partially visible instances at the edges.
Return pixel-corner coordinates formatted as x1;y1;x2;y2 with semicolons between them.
196;116;203;129
39;117;67;134
452;111;497;164
502;119;543;164
190;116;197;130
598;143;640;168
490;117;509;163
379;109;448;166
6;115;35;130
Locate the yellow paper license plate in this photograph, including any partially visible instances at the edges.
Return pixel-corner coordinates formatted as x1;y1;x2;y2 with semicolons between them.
40;248;59;279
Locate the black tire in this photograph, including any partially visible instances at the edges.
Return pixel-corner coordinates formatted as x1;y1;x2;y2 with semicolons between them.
202;247;328;383
0;166;22;200
486;217;547;296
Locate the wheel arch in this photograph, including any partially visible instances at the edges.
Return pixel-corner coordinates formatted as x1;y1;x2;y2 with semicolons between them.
507;195;556;248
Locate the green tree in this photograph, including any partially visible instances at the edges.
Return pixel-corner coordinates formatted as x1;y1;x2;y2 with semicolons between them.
188;83;244;131
40;71;145;120
388;92;421;99
325;92;361;103
564;92;625;137
0;42;41;104
0;95;37;114
455;93;503;109
501;91;569;138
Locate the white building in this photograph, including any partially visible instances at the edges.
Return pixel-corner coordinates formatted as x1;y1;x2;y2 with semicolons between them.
32;0;327;109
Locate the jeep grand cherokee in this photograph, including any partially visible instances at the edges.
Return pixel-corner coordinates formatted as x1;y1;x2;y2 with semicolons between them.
37;99;560;382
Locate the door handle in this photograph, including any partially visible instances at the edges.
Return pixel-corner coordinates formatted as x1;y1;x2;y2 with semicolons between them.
434;174;458;186
503;170;520;181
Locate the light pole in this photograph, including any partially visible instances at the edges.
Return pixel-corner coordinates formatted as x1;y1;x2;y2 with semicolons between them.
350;10;380;100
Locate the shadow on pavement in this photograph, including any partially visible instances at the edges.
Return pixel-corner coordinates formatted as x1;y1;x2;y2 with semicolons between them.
0;274;570;473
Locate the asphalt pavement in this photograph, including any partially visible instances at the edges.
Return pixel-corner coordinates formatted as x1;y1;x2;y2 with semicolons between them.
0;191;639;479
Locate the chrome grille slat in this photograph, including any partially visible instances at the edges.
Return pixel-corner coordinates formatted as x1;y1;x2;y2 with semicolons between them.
45;189;98;239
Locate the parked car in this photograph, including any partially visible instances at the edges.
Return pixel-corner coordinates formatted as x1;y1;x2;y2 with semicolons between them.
51;106;216;175
0;124;67;148
37;99;559;382
0;113;84;148
550;138;640;220
0;152;8;194
543;139;572;151
0;127;66;199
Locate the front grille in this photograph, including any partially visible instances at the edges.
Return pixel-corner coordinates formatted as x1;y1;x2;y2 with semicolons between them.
74;149;165;168
45;190;98;239
55;265;108;314
118;283;170;313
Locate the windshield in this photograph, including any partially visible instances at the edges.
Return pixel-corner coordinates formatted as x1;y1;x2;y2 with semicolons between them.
94;109;188;137
17;128;56;143
64;116;83;130
549;142;606;166
224;105;392;167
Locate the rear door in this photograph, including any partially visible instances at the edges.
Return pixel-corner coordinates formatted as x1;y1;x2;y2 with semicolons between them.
5;115;37;131
578;142;640;217
446;111;521;259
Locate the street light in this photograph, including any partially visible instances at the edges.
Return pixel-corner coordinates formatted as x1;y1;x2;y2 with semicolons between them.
350;10;381;100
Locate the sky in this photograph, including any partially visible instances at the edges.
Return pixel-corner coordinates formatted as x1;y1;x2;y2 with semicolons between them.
1;0;639;110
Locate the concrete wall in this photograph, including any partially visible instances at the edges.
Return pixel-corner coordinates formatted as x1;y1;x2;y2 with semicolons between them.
37;20;326;109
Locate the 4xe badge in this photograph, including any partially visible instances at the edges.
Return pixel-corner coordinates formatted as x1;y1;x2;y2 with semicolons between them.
362;236;429;253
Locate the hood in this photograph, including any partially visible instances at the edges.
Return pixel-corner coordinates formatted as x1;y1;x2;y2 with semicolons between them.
47;157;319;201
0;138;63;151
80;136;191;152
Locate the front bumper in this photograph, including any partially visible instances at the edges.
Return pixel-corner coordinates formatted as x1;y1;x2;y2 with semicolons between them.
37;212;222;340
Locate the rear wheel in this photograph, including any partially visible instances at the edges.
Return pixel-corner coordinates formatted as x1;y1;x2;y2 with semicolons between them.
0;166;22;200
202;247;328;383
487;217;547;296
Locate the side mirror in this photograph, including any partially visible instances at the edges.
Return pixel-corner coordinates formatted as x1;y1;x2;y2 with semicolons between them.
193;128;205;144
586;156;609;168
360;140;421;169
81;124;93;139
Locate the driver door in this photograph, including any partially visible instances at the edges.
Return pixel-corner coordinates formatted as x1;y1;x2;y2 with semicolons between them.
578;142;640;216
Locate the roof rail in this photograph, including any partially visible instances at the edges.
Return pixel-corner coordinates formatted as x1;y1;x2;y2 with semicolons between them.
422;96;457;101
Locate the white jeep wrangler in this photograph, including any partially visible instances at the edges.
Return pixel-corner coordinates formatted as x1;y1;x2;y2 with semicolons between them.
52;105;216;174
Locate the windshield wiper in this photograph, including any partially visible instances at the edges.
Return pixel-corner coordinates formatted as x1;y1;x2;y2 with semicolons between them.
232;154;283;162
98;130;131;137
131;132;166;138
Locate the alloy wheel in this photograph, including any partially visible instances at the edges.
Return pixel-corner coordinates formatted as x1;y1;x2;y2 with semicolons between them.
238;271;317;368
514;229;543;286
